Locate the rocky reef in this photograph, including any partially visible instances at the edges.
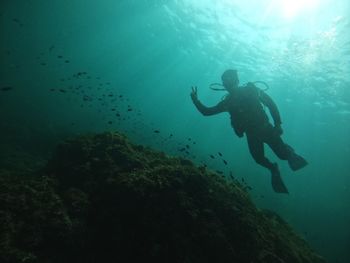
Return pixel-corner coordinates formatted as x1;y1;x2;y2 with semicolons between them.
0;132;327;263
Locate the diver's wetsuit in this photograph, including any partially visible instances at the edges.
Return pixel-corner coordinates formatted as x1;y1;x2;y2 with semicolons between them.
192;83;292;171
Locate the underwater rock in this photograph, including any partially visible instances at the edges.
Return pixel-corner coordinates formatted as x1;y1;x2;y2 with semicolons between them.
0;131;327;263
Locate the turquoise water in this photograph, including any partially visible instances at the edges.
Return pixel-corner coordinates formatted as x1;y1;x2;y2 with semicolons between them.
1;0;349;262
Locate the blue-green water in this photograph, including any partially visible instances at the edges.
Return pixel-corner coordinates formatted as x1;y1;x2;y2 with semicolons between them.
1;0;349;262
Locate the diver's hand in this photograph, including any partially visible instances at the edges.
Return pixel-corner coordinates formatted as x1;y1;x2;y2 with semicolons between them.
190;86;198;101
274;124;283;136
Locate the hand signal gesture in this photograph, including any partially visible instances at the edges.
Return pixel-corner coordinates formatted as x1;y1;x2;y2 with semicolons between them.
190;86;198;101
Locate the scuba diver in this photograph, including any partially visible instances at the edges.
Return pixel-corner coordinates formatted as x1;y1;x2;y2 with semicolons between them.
190;69;308;193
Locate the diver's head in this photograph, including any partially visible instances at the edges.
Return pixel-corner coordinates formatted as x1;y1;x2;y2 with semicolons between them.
221;69;239;92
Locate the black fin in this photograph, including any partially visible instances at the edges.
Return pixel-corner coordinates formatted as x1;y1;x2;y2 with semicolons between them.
271;174;289;194
288;153;308;171
271;163;289;194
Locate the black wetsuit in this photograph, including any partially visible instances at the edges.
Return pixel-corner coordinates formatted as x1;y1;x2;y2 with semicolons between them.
192;83;292;171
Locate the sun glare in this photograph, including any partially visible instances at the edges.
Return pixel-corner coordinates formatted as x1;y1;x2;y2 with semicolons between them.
281;0;320;19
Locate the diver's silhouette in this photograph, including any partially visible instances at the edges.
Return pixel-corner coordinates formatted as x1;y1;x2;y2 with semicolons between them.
191;69;308;193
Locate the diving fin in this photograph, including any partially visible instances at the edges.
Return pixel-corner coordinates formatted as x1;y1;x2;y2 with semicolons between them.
270;163;289;194
288;153;308;171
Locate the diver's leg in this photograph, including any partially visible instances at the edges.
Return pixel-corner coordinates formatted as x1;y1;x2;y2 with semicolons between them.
246;134;274;170
265;129;291;161
265;127;308;171
247;133;289;193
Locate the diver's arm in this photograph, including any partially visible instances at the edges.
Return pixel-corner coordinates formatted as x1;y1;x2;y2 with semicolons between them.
190;86;226;116
192;97;225;116
259;90;282;125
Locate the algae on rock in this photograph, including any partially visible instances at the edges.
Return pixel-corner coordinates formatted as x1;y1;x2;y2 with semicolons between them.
0;132;327;263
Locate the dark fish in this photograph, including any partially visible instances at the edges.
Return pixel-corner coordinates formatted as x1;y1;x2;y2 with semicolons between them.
49;45;55;52
169;134;173;137
108;121;113;125
65;60;70;63
223;159;228;165
116;113;121;117
185;145;190;149
127;108;133;112
83;95;92;101
57;55;63;59
108;94;113;97
246;186;252;191
218;152;222;156
40;62;47;66
210;155;215;159
74;72;85;77
216;170;223;174
179;148;186;152
12;18;23;26
111;108;116;111
154;130;160;133
1;86;13;91
188;138;191;141
59;89;66;93
241;178;245;183
50;88;55;91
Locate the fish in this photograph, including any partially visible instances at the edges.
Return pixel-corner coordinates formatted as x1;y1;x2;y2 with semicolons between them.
12;18;23;26
83;95;92;101
154;130;160;133
59;89;66;93
1;86;13;91
218;152;222;156
210;155;215;159
108;121;113;125
223;159;227;165
65;60;70;63
216;170;223;174
57;55;63;59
